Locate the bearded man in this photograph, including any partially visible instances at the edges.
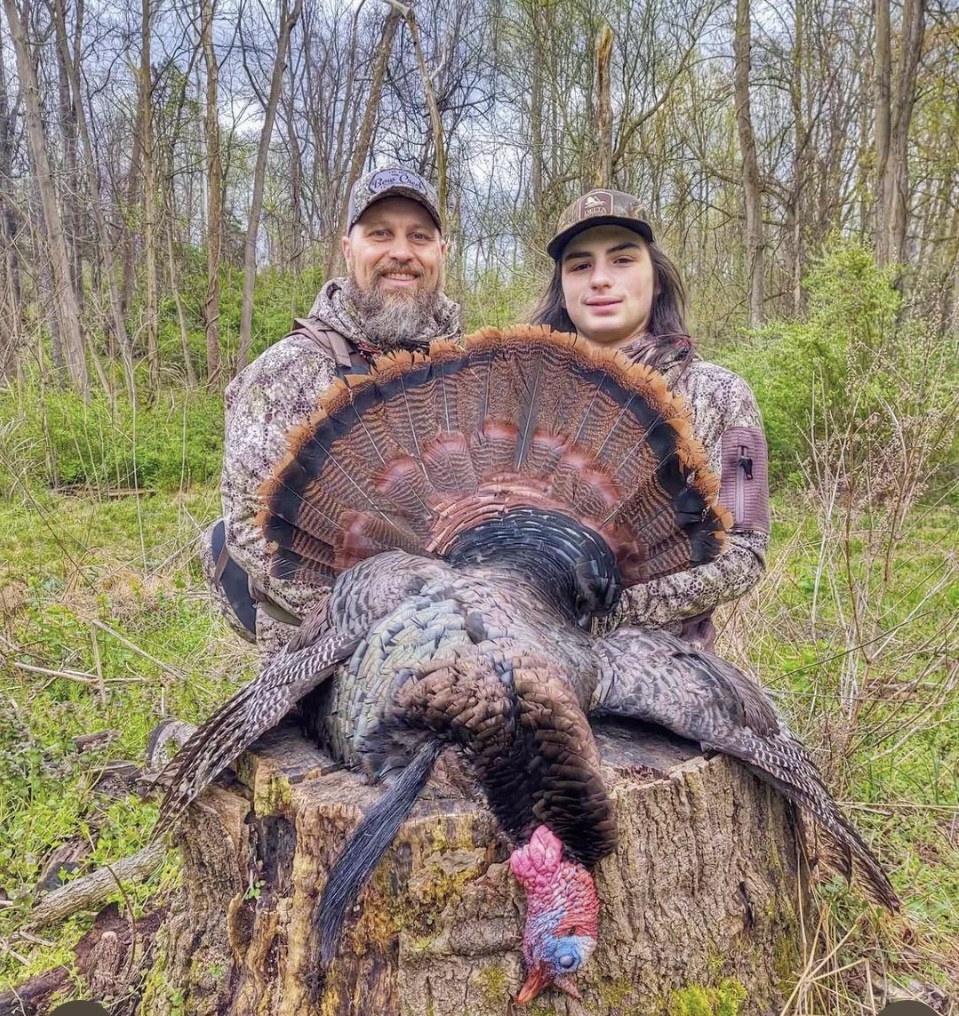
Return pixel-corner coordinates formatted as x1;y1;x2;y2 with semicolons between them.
202;167;461;661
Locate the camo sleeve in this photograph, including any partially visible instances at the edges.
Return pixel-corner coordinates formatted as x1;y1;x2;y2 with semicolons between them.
221;334;339;618
612;360;770;630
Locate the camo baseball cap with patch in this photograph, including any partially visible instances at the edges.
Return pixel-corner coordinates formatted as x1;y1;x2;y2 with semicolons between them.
347;166;443;232
547;189;654;259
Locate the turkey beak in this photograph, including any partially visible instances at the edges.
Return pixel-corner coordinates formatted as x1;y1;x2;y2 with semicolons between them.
514;964;552;1006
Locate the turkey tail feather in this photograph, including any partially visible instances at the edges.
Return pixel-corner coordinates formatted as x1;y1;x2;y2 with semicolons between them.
257;327;730;587
733;741;900;911
316;739;443;964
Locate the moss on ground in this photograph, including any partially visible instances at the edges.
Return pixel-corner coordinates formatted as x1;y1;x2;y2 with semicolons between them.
667;978;747;1016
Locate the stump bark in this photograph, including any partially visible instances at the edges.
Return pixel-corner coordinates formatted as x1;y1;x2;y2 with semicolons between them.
140;718;806;1016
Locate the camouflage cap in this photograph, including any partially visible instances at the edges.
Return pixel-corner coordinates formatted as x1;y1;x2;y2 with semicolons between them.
547;189;654;260
347;166;443;232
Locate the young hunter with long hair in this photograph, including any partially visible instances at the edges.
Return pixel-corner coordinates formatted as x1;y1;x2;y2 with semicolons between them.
531;190;770;650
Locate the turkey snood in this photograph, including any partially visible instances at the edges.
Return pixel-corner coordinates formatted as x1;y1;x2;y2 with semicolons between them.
511;826;599;1005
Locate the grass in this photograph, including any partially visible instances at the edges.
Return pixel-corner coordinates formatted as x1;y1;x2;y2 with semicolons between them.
0;481;956;1010
0;486;256;986
717;493;959;1014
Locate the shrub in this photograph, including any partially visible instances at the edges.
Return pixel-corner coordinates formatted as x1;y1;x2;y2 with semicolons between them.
720;238;959;492
0;380;224;494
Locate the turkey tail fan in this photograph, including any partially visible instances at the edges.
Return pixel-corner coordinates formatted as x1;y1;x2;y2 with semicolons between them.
315;739;443;965
257;326;731;589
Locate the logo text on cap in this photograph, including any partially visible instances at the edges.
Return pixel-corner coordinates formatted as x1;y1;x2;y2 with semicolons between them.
581;192;613;217
368;169;427;195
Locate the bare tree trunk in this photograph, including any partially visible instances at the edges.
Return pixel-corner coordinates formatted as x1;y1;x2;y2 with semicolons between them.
734;0;764;327
875;0;924;266
786;0;807;316
0;27;21;377
120;119;143;319
140;0;159;388
3;0;88;392
166;224;198;385
335;5;401;244
284;92;303;270
237;0;304;373
875;0;892;261
201;0;222;384
53;0;135;398
528;4;545;251
592;24;613;190
390;0;447;218
53;2;82;309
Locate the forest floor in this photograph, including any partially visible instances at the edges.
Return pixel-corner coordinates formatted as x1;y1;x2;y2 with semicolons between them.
0;485;956;1014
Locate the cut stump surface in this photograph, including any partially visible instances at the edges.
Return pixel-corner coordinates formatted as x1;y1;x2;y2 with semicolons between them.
141;718;805;1016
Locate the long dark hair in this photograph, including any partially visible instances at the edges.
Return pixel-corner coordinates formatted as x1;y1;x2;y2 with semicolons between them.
530;238;690;343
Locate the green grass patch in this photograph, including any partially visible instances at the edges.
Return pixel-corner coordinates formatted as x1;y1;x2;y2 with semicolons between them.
0;486;253;987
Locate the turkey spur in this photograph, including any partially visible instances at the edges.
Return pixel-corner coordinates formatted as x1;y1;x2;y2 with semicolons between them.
154;327;898;1006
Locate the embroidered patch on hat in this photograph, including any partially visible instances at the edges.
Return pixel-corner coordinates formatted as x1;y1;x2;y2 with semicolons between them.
368;168;429;196
580;191;613;217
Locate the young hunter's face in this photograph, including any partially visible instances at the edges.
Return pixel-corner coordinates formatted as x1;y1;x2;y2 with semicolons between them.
342;197;446;299
560;225;656;348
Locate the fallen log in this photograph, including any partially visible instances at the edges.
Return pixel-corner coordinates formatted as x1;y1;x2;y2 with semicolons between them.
27;844;166;931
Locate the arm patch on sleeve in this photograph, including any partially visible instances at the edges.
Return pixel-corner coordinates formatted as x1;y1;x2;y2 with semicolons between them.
718;426;770;534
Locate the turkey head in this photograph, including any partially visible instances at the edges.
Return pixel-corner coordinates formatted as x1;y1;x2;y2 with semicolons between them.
510;825;599;1005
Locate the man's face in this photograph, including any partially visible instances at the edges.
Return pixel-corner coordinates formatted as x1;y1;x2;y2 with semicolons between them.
559;225;655;348
342;196;446;298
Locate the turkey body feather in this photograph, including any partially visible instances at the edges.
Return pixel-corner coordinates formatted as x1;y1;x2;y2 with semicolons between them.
154;327;898;1006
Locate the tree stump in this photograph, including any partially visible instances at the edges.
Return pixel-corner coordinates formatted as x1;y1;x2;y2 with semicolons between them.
140;718;806;1016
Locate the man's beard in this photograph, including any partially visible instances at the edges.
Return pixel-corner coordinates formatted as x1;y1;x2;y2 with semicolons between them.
344;273;447;352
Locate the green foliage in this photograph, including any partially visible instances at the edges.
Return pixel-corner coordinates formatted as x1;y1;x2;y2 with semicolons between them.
0;381;224;493
1;258;331;497
667;979;746;1016
1;488;957;1000
734;493;959;997
154;260;326;376
455;266;547;331
0;486;245;987
719;237;959;488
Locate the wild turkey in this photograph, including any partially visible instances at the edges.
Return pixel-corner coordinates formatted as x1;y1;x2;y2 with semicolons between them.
154;327;898;1006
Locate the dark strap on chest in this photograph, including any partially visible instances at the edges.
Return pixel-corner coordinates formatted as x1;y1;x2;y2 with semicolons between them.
210;318;371;634
290;318;373;376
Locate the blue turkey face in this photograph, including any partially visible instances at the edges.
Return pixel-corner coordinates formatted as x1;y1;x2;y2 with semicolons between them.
515;932;597;1005
540;931;596;974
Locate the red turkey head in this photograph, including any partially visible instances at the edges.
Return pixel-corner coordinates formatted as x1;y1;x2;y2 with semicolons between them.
509;825;600;1006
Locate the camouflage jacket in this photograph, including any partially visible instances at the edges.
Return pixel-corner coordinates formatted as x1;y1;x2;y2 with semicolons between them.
595;340;770;640
219;278;461;655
